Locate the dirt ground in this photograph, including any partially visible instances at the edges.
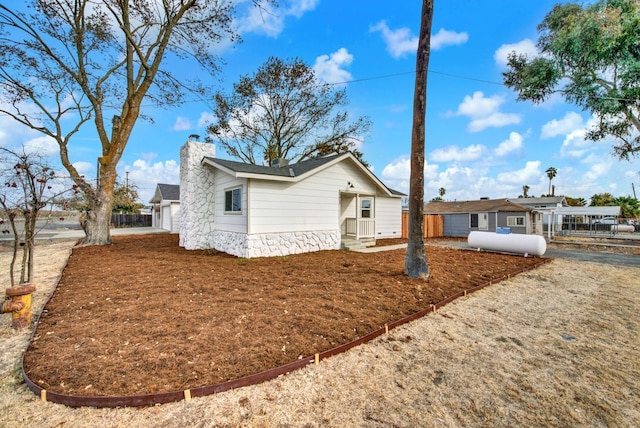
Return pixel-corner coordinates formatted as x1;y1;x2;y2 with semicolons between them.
22;234;544;397
1;236;639;427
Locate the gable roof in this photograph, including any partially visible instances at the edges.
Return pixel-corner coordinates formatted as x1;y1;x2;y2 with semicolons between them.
424;198;531;214
149;183;180;203
514;196;568;207
202;152;405;197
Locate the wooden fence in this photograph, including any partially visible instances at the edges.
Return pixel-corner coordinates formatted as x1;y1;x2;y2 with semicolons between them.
110;214;152;228
401;213;444;238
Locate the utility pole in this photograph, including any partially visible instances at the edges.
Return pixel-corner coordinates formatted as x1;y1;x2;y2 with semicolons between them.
125;171;129;191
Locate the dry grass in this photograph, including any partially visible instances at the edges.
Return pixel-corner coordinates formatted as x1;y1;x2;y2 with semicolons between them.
1;240;639;427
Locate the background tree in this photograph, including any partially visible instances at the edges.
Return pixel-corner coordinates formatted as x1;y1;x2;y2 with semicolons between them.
207;57;372;166
0;0;272;245
613;195;640;218
405;0;433;280
111;179;143;214
565;196;587;206
545;167;557;196
521;184;530;198
0;147;75;286
503;0;640;159
590;192;616;206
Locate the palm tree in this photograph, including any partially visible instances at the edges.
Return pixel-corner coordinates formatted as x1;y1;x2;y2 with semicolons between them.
545;167;557;196
438;187;446;198
405;0;433;279
522;184;530;198
614;196;640;219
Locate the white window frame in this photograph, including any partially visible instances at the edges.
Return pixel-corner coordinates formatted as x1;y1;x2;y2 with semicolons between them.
507;216;525;227
224;186;242;214
360;198;373;218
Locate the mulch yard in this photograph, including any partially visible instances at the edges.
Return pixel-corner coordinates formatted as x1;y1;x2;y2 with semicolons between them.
23;234;545;397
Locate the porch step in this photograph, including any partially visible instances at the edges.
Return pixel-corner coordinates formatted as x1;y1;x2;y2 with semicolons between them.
341;238;367;251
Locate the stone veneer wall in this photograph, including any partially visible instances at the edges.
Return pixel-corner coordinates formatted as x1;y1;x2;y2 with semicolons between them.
179;140;342;257
212;230;341;258
179;141;217;250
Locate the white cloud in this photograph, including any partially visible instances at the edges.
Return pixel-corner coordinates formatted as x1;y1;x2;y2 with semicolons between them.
172;116;192;131
450;91;521;132
494;38;538;67
198;112;216;128
23;136;59;157
430;144;486;162
313;48;354;84
541;112;584;139
370;21;417;58
468;113;521;133
494;132;524;156
119;158;180;203
72;161;93;176
496;160;541;184
370;21;467;58
559;115;612;158
381;155;438;194
431;28;468;50
237;0;319;37
583;161;612;182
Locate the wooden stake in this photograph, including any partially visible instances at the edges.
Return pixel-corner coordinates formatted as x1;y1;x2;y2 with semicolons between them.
315;353;319;365
184;389;192;402
40;389;47;402
385;324;389;335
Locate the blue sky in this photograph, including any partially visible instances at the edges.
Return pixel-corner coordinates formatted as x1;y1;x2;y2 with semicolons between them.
2;0;640;205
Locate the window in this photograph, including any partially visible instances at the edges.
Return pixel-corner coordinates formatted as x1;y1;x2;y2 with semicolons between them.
470;213;478;228
507;216;525;227
361;198;372;218
225;187;242;213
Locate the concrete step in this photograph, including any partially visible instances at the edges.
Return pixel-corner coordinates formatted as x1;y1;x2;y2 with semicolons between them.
341;238;367;251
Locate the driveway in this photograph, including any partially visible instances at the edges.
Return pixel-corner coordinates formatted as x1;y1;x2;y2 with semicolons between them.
544;247;640;268
428;240;640;269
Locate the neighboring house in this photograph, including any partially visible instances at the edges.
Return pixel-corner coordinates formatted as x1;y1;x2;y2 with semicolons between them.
150;183;180;233
513;196;568;225
179;141;405;258
514;196;568;210
423;198;542;237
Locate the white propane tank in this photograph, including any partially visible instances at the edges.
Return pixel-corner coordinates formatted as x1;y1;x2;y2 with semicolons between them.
468;231;547;257
612;224;635;233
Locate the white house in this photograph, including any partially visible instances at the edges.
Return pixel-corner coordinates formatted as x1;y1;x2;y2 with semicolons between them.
179;141;405;258
150;183;180;232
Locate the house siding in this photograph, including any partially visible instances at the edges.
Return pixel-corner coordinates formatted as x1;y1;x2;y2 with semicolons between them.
249;160;378;234
214;171;248;234
169;202;180;233
443;214;472;237
442;212;529;237
374;197;402;239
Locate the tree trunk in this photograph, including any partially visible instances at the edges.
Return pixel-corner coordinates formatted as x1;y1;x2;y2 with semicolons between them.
404;0;434;279
80;179;114;246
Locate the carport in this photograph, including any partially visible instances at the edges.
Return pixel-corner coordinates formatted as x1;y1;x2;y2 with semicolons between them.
551;206;622;237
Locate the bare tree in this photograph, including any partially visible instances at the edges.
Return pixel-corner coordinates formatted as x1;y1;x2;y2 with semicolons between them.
0;0;272;245
208;57;371;166
405;0;433;279
0;147;75;286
